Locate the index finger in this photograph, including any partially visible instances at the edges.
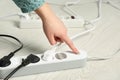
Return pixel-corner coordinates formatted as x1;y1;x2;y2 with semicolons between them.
62;35;79;54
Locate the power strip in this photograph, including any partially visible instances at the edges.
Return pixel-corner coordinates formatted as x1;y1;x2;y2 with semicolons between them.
19;13;85;29
0;50;87;79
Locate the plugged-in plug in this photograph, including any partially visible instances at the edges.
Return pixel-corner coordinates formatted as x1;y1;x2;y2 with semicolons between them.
42;50;56;61
21;54;40;66
0;52;14;67
0;57;11;67
4;54;40;80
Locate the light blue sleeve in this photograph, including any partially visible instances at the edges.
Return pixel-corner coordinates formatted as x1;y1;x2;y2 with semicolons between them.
13;0;45;13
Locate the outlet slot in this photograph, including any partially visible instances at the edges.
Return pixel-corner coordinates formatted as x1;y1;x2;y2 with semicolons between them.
55;53;67;60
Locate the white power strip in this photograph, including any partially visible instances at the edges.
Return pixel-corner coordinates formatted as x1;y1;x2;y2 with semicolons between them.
0;50;87;79
19;13;85;29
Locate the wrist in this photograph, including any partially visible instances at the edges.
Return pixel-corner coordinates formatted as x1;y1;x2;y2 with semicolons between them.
35;3;56;21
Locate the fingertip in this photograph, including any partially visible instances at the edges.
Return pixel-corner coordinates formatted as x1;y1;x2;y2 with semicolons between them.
70;47;79;54
62;36;78;53
50;41;57;45
74;48;80;54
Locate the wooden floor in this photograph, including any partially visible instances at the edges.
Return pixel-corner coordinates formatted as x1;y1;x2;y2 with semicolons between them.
0;0;120;80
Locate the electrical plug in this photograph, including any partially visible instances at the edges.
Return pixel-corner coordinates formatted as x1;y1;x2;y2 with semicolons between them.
42;43;61;61
21;54;40;66
0;52;14;67
42;50;55;61
4;54;40;80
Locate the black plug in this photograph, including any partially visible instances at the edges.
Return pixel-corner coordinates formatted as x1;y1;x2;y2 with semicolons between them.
0;52;14;67
21;54;40;66
4;54;40;80
0;34;23;67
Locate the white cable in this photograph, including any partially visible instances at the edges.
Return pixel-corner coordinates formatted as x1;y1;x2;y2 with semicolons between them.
50;20;120;62
50;21;96;54
0;13;18;19
87;48;120;61
90;0;102;23
0;13;30;20
70;20;120;61
63;0;102;23
1;0;119;61
70;21;96;40
105;0;120;11
48;21;95;51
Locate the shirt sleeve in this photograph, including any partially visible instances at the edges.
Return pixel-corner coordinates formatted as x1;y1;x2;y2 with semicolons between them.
12;0;45;13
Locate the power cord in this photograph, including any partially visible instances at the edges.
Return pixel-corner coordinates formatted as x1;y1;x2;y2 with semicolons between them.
104;0;120;11
4;54;40;80
0;34;23;67
63;0;102;23
87;48;120;61
0;13;30;20
0;0;119;63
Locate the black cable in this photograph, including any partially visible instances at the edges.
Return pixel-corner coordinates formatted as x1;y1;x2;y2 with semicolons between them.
4;64;23;80
4;54;40;80
0;34;23;53
0;34;23;67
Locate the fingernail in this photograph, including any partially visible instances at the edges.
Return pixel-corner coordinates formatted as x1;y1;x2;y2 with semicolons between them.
74;48;79;54
51;42;56;45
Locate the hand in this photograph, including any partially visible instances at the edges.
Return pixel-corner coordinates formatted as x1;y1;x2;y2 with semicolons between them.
42;14;79;53
35;3;79;53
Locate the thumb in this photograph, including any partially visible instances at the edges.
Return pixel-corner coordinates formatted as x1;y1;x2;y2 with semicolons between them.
47;35;57;45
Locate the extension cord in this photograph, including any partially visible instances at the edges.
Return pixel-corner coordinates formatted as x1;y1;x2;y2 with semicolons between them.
0;50;87;79
19;13;85;29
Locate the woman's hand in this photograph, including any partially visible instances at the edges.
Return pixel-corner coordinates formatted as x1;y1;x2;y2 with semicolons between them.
42;14;79;53
35;3;79;53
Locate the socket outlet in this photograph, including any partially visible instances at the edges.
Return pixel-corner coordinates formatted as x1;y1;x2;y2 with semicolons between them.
0;50;87;79
19;14;85;29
